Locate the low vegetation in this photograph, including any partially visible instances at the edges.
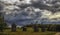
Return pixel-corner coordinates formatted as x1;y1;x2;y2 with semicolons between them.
0;28;56;35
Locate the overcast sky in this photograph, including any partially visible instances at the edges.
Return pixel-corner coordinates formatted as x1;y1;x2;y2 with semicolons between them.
0;0;60;25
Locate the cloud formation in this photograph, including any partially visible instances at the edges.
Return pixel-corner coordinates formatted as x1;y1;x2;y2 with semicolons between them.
0;0;60;25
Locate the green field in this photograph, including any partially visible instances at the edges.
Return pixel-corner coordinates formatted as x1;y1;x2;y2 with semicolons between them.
0;27;56;35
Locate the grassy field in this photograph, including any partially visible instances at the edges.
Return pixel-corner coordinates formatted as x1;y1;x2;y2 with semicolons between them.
0;27;56;35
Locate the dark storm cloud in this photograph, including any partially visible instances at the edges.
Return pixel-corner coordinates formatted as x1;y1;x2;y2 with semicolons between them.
31;0;60;13
31;2;49;10
17;4;31;9
0;3;4;11
17;0;60;13
17;1;50;11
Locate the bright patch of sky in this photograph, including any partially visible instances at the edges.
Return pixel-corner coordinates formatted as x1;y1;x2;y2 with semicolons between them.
49;12;60;19
41;10;52;18
23;0;31;4
0;0;20;4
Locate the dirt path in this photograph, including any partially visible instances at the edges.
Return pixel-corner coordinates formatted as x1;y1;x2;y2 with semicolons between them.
55;32;60;35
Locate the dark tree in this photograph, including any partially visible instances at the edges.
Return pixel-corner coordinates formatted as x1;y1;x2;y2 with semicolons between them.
22;26;27;32
47;24;56;31
0;13;7;32
33;24;39;32
33;21;39;32
41;22;46;32
11;23;16;32
41;25;45;32
55;25;60;32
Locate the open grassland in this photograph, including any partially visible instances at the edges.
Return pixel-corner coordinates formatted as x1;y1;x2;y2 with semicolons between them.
0;27;56;35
